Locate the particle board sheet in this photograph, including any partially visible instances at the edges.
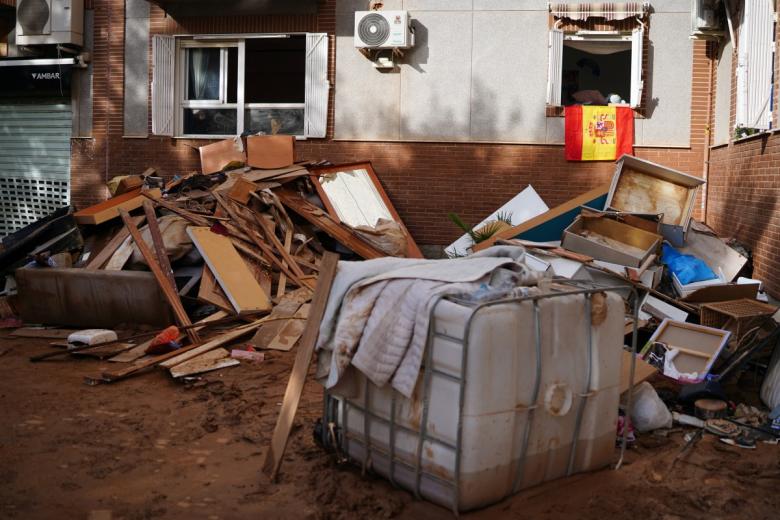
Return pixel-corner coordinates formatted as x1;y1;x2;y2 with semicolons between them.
73;188;161;225
169;348;239;378
265;303;310;351
187;227;271;315
250;301;301;349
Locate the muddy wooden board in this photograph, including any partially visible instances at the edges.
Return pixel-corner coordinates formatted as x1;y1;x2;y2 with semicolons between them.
249;301;301;349
10;328;77;339
74;188;161;225
265;304;310;352
197;266;233;312
169;348;239;378
72;343;135;360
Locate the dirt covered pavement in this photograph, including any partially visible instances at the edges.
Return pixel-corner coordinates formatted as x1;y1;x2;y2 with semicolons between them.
1;332;779;520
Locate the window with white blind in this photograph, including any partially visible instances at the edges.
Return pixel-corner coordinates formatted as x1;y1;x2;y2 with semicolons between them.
735;0;775;132
151;33;329;138
547;27;644;108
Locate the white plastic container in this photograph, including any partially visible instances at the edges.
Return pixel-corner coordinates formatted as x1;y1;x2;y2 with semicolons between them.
322;286;625;512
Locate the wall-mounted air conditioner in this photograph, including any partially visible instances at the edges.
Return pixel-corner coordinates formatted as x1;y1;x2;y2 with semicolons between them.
16;0;84;47
354;11;414;49
691;0;725;39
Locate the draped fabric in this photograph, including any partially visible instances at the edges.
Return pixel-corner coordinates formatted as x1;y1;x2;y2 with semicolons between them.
565;105;634;161
549;2;649;21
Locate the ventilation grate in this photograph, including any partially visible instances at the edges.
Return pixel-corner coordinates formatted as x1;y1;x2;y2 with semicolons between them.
357;13;390;47
0;177;69;237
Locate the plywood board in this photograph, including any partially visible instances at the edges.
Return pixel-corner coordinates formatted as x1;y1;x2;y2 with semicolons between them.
246;135;295;169
169;348;239;378
15;268;174;328
250;301;301;349
187;227;272;315
266;304;310;352
104;234;135;270
84;216;146;270
74;188;161;225
620;350;658;394
199;137;245;174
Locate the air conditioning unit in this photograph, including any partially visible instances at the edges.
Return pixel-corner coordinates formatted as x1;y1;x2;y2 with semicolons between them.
16;0;84;47
354;11;414;49
691;0;724;39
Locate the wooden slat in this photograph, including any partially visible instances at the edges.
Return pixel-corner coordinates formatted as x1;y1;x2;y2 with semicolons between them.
266;304;310;352
263;252;339;480
84;216;145;270
75;188;161;225
197;265;233;312
142;201;177;291
159;318;266;368
119;209;200;344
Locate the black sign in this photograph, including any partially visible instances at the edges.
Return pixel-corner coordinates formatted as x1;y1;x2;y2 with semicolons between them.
0;63;72;97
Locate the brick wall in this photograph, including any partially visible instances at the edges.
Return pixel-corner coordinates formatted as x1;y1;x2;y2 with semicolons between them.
72;2;712;248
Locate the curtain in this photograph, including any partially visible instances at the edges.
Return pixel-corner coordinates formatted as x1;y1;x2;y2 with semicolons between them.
189;48;211;100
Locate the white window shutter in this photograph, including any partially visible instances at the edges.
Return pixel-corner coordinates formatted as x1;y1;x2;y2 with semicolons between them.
151;35;175;136
630;26;644;108
305;33;330;138
547;28;563;106
736;0;774;130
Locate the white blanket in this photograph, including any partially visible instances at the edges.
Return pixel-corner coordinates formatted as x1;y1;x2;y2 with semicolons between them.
316;246;526;398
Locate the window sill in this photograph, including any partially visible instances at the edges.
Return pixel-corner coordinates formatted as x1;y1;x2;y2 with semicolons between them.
545;105;645;118
731;128;778;144
171;135;308;140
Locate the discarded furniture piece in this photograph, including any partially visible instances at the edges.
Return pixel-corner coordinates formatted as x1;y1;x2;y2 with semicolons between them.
562;214;661;268
309;162;423;258
681;282;760;305
679;223;748;282
73;188;161;225
0;206;82;274
474;184;610;249
605;155;705;247
642;319;731;383
700;299;778;349
246;135;295;169
15;268;174;328
321;282;627;513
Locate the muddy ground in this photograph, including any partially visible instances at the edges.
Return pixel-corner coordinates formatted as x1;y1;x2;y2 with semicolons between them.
1;332;779;520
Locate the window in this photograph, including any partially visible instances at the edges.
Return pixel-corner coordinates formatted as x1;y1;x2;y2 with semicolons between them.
547;28;644;108
735;0;774;132
152;33;329;138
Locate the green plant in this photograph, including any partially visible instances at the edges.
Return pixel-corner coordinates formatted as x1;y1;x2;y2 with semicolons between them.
447;211;514;245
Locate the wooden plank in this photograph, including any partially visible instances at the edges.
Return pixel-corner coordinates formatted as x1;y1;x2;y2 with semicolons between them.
619;350;657;394
277;228;293;298
263;252;339;480
249;301;301;348
159;318;266;368
104;234;135;271
72;342;135;360
143;201;177;291
119;209;200;344
473;183;611;251
169;348;240;378
108;310;228;363
84;216;145;270
227;177;258;204
266;304;310;352
277;190;387;260
187;226;272;315
74;188;161;225
15;268;174;328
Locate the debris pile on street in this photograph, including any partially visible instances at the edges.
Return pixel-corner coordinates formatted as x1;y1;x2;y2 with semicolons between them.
0;151;778;513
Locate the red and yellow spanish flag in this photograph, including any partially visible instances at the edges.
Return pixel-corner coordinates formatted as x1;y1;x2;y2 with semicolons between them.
565;105;634;161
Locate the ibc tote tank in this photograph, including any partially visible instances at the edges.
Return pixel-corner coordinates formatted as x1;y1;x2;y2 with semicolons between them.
322;284;625;513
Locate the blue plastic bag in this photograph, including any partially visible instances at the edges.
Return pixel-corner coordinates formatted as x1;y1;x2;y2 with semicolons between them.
662;243;718;285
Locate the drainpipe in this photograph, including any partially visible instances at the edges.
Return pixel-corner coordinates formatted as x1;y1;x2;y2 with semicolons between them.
104;2;113;192
701;40;715;224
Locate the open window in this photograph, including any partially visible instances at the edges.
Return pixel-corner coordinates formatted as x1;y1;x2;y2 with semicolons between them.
152;33;329;138
548;28;643;108
546;2;648;110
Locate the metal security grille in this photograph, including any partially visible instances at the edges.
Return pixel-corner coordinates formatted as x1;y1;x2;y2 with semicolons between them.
0;100;71;237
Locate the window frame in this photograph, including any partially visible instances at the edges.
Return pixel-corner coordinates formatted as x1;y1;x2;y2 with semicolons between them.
175;36;307;139
546;27;645;113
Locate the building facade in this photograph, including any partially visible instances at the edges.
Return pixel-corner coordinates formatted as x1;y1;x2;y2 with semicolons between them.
0;0;778;297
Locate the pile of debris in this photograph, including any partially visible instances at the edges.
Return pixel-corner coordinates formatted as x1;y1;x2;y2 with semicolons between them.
456;154;780;449
0;134;422;383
